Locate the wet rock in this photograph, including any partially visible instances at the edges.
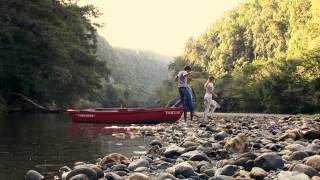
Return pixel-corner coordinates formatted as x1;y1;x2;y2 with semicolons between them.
289;163;319;177
69;174;89;180
24;170;44;180
289;151;309;161
66;167;97;180
278;171;310;180
156;162;173;169
155;173;177;180
287;144;305;152
74;164;103;179
166;162;196;178
214;131;228;141
128;159;149;171
162;144;185;158
304;130;320;140
100;153;128;166
181;141;199;148
203;169;215;177
127;173;151;180
111;164;128;172
113;171;128;176
231;152;257;171
104;172;124;180
306;144;320;155
305;155;320;171
249;167;267;180
268;144;283;151
216;165;239;176
254;152;284;171
181;150;210;162
252;143;264;149
149;140;162;148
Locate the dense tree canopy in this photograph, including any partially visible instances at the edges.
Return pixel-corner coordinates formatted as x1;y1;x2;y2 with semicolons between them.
0;0;108;111
156;0;320;113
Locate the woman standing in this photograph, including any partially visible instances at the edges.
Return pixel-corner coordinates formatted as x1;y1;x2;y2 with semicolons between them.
202;76;219;121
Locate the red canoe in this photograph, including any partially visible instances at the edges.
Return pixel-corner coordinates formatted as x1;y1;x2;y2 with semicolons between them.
67;107;184;124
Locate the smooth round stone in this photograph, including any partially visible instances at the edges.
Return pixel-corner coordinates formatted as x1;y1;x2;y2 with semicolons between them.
306;144;320;154
203;169;215;177
166;162;196;178
287;144;305;152
214;131;228;141
74;164;104;179
162;144;185;158
305;155;320;171
249;167;267;180
156;162;172;169
304;130;320;140
128;159;149;171
289;163;319;177
69;174;89;180
155;173;177;180
104;172;124;180
253;143;264;149
127;173;151;180
216;165;239;176
278;171;310;180
24;170;44;180
181;141;200;148
150;140;163;148
134;166;149;172
254;153;284;171
111;164;128;172
66;167;97;180
289;151;309;161
113;171;128;176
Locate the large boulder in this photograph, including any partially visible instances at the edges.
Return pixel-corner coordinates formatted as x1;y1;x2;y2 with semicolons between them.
254;153;284;171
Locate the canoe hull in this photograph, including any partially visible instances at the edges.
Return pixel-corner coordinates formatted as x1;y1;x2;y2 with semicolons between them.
67;107;184;124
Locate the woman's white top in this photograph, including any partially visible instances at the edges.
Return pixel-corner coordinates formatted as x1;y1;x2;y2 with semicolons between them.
204;82;213;98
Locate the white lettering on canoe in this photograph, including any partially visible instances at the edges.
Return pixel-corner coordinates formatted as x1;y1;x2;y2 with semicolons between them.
165;111;181;115
76;114;96;118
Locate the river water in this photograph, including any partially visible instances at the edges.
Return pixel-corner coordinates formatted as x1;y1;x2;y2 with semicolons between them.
0;113;150;179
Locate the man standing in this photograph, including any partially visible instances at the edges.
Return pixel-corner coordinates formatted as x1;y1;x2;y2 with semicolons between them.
175;66;195;124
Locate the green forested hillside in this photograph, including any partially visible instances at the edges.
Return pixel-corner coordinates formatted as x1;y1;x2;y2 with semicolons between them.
156;0;320;113
94;36;171;108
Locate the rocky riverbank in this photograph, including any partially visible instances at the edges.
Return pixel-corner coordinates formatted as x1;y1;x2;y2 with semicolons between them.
24;114;320;180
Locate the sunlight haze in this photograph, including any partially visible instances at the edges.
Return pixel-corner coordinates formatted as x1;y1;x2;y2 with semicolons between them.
79;0;245;56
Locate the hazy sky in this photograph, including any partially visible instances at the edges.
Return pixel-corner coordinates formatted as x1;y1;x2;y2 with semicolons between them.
79;0;245;56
